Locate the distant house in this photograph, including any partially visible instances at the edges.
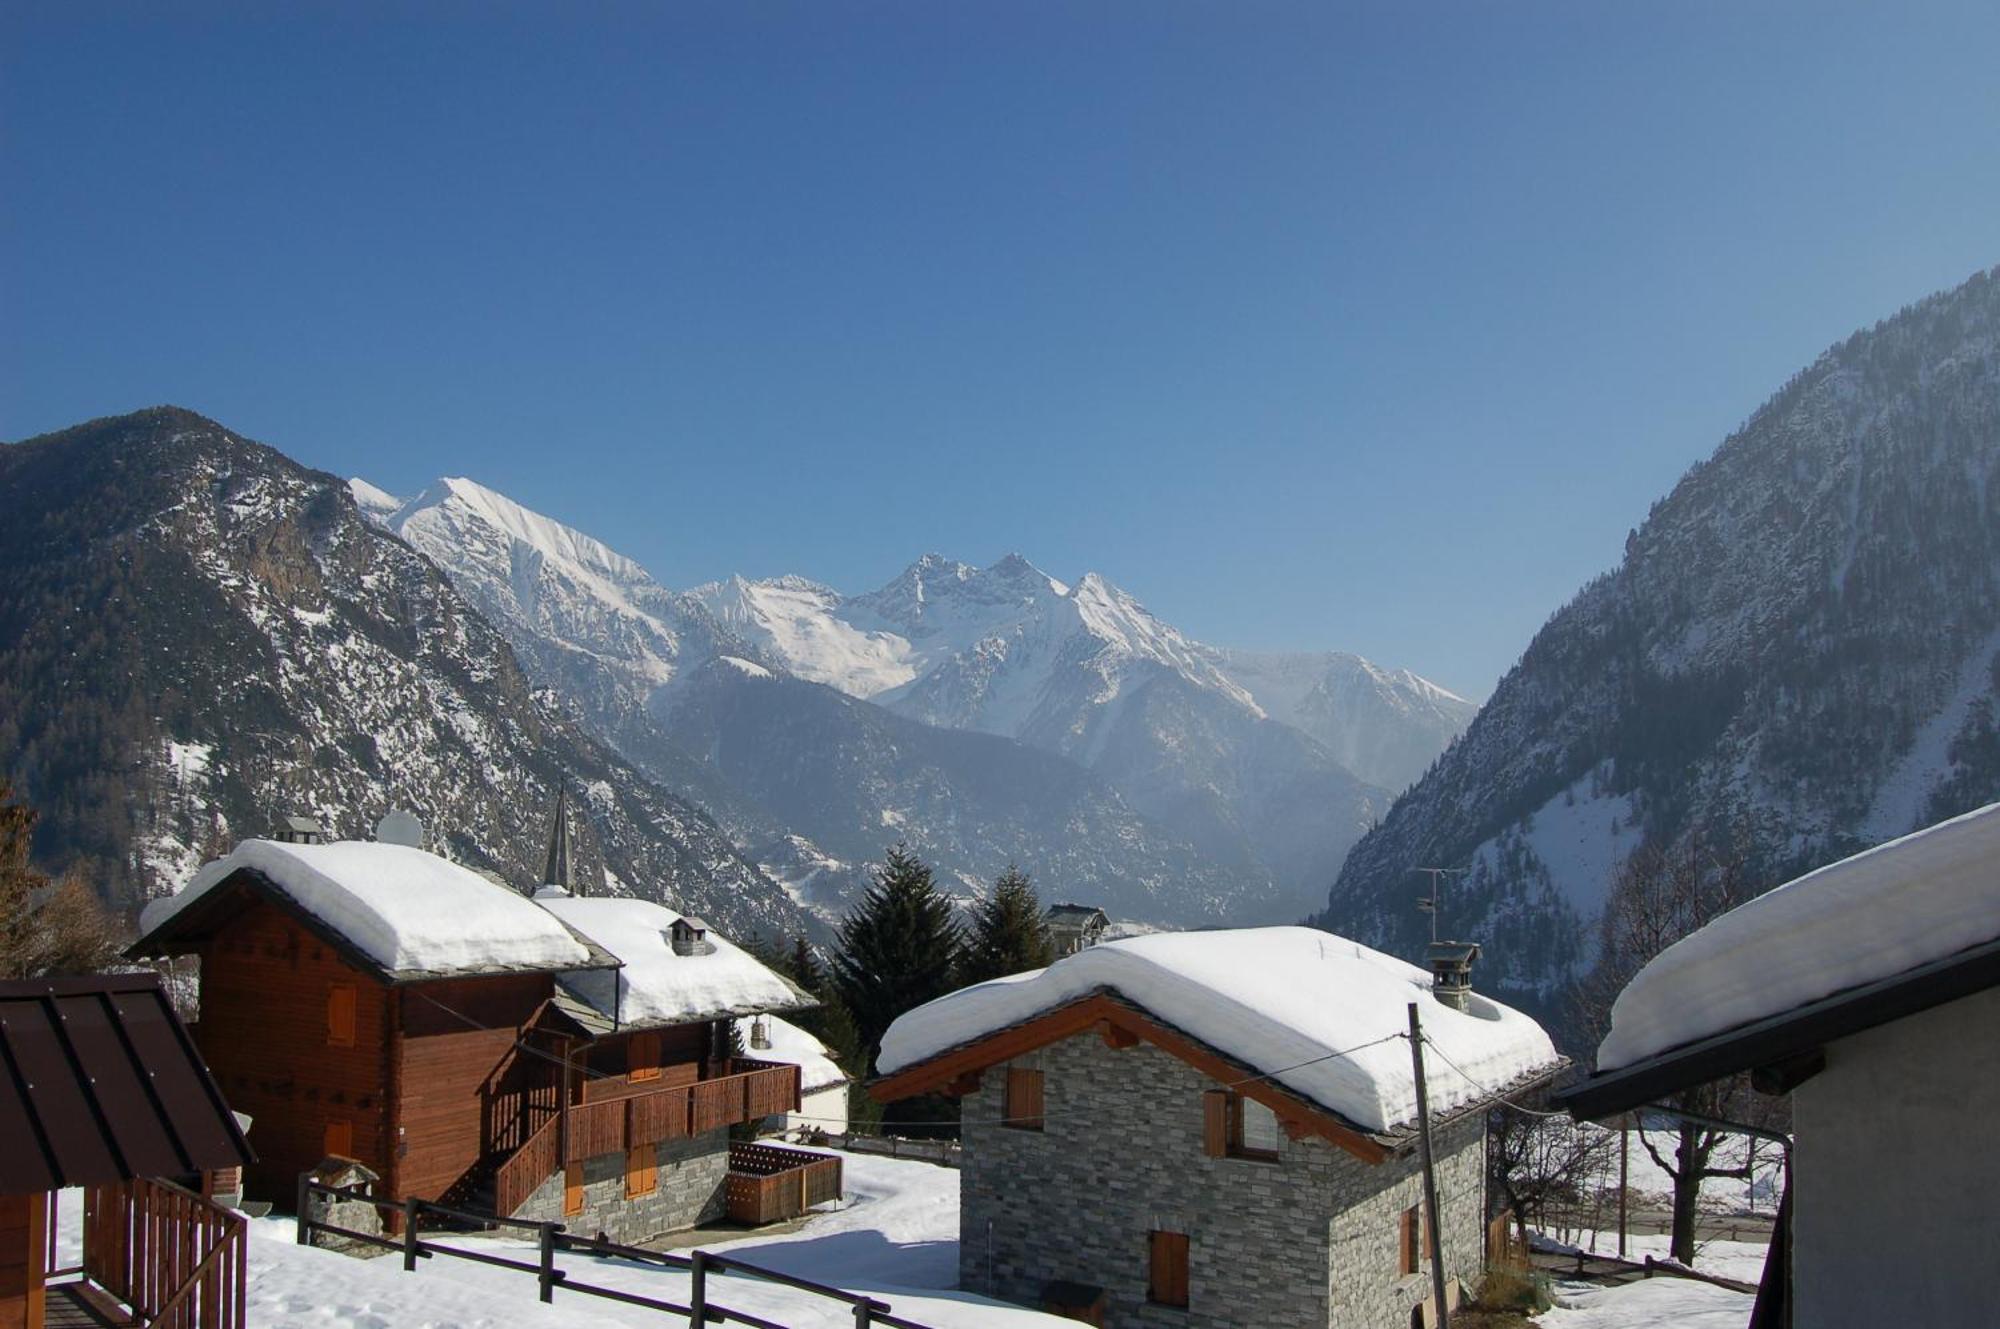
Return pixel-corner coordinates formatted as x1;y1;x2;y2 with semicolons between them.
129;831;818;1243
1;972;254;1329
1556;801;2000;1329
873;927;1563;1328
735;1013;852;1135
1045;904;1109;956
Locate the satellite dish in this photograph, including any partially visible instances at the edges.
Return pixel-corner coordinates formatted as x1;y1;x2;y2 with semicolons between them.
375;809;425;849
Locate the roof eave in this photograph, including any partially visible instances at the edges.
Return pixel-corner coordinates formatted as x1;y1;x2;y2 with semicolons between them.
1556;933;2000;1121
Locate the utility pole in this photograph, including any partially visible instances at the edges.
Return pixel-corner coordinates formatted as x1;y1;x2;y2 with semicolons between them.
1407;1003;1451;1329
1618;1113;1630;1258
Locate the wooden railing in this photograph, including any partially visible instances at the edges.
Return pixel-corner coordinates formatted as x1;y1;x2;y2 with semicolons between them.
723;1144;843;1225
74;1177;247;1329
494;1061;802;1217
300;1178;935;1329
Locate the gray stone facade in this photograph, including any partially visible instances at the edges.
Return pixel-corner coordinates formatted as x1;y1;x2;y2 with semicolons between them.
959;1032;1487;1329
512;1129;729;1243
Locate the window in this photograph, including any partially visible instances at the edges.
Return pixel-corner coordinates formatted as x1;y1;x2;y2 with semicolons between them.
1398;1204;1422;1276
1202;1089;1279;1160
628;1031;662;1082
323;1119;353;1159
326;984;356;1048
1148;1229;1189;1307
625;1146;657;1198
564;1162;585;1216
1003;1063;1044;1131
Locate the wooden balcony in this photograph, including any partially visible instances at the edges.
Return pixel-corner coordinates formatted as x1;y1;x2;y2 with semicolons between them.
495;1059;802;1216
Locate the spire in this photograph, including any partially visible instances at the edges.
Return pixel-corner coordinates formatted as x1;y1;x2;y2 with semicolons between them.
542;782;576;895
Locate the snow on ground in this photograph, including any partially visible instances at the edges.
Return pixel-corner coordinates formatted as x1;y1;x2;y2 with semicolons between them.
879;927;1560;1133
1599;799;2000;1070
1536;1277;1755;1329
140;839;592;977
1541;1230;1772;1286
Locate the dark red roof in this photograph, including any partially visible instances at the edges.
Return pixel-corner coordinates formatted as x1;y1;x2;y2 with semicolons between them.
0;971;253;1194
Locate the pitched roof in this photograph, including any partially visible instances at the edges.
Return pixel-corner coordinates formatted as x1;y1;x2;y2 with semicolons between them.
874;926;1561;1139
0;972;254;1194
535;893;815;1029
132;840;607;983
1559;801;2000;1119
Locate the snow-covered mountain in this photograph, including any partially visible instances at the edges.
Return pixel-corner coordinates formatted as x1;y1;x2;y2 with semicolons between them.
0;408;816;944
363;481;1470;924
1318;264;2000;1032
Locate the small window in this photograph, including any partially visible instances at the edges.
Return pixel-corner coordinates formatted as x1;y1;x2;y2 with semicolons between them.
326;984;356;1048
323;1119;353;1159
564;1161;585;1216
629;1031;662;1082
1231;1095;1280;1160
1398;1204;1422;1276
1003;1065;1044;1131
625;1146;657;1198
1148;1229;1189;1307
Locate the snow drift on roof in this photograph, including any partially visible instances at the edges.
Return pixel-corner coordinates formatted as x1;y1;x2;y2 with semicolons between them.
538;894;811;1027
735;1014;849;1093
876;926;1558;1134
142;840;592;977
1597;801;2000;1072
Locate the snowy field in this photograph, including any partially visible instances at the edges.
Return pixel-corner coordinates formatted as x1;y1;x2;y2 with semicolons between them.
55;1152;1069;1329
1538;1278;1755;1329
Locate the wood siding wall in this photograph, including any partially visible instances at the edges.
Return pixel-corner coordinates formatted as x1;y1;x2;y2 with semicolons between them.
394;973;555;1204
0;1191;36;1329
194;899;393;1201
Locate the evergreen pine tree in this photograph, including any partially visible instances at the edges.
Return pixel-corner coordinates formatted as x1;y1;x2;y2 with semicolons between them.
958;864;1054;986
830;843;962;1074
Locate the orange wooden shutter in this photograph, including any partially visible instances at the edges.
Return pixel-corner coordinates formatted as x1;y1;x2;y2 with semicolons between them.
1399;1205;1420;1274
1202;1089;1229;1157
323;1119;353;1159
629;1031;662;1082
564;1161;585;1216
625;1147;657;1197
326;984;356;1048
1005;1067;1045;1129
1149;1230;1189;1306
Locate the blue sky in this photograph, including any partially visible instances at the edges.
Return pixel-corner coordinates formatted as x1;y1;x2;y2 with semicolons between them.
5;3;1997;698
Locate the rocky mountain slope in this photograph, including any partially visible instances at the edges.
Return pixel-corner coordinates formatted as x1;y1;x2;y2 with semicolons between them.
1318;265;2000;1024
0;408;817;944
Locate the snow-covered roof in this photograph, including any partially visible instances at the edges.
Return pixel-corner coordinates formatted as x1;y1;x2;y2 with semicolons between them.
876;926;1559;1135
1597;801;2000;1072
139;839;595;979
536;893;813;1028
736;1014;849;1094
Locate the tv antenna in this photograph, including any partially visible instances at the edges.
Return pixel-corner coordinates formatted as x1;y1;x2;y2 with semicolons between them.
1413;867;1467;945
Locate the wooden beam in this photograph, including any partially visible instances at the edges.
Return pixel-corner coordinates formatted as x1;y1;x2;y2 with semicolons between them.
1098;1020;1139;1050
946;1070;983;1097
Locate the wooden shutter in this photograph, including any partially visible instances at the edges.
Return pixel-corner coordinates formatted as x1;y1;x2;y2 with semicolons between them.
625;1146;657;1197
326;984;356;1048
1004;1067;1045;1130
564;1161;585;1216
1149;1230;1189;1307
323;1119;353;1159
1399;1205;1420;1275
1202;1089;1229;1157
629;1031;662;1082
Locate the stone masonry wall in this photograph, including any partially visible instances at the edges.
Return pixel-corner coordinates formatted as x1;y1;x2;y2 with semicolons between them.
512;1129;729;1243
958;1032;1488;1329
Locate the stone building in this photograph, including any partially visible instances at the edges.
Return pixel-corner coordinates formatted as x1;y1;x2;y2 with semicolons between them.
874;927;1563;1328
1558;800;2000;1329
1045;903;1110;956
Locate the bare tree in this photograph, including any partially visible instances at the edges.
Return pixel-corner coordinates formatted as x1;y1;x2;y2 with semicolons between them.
1;780;124;979
1488;1101;1616;1245
1577;830;1784;1264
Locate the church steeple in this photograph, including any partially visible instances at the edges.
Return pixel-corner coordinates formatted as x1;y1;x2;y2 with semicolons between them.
542;781;576;895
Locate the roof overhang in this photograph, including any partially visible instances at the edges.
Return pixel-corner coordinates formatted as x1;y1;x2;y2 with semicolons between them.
1557;933;2000;1121
873;990;1410;1162
128;867;622;986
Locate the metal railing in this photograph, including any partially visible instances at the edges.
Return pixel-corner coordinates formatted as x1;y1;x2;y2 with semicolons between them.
296;1178;935;1328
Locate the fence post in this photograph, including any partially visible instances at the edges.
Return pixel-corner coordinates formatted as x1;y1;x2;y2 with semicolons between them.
294;1177;309;1246
537;1223;557;1303
852;1297;874;1328
689;1249;707;1327
402;1198;420;1272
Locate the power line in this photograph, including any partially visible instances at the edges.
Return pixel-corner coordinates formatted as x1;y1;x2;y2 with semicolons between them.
1417;1032;1569;1119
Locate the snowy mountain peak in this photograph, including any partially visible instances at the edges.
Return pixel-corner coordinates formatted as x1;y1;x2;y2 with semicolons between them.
396;475;653;589
347;478;405;523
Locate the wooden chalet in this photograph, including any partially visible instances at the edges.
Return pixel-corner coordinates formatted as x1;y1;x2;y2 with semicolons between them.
128;832;817;1240
0;972;254;1329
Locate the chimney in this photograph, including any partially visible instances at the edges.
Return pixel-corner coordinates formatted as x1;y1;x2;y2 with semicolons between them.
274;814;326;845
1426;940;1480;1013
669;917;709;957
